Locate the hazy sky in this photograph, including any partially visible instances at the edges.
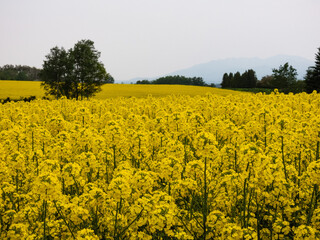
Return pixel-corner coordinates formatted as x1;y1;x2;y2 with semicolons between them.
1;0;319;81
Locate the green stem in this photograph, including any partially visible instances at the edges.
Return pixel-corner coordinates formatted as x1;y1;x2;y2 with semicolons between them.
316;133;319;161
281;136;288;182
113;145;116;170
32;131;34;152
53;201;76;239
307;184;318;225
43;200;47;240
203;157;208;239
113;199;122;239
118;208;144;239
264;112;267;149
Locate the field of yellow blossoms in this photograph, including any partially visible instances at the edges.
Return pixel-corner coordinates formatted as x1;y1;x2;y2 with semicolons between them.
0;81;239;99
1;90;320;239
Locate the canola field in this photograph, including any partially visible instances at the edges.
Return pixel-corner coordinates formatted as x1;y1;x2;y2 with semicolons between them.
0;80;239;99
1;91;320;239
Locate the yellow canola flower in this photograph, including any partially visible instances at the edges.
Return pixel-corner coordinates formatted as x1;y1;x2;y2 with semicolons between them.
307;160;320;185
293;225;319;240
1;92;320;239
32;172;62;201
76;228;99;240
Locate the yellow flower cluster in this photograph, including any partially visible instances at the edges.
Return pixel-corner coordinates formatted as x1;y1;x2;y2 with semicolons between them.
0;91;320;239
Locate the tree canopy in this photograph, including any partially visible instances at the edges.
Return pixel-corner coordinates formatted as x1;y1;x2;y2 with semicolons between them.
221;69;257;88
136;75;207;86
271;62;297;90
40;39;113;100
305;47;320;93
0;65;41;81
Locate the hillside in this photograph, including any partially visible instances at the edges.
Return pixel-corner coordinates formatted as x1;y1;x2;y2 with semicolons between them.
126;55;313;84
168;55;313;84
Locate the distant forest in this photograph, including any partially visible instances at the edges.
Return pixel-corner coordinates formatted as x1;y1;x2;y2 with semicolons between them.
0;65;41;81
136;75;215;87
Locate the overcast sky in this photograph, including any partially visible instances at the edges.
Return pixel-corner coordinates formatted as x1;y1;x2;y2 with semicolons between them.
1;0;319;81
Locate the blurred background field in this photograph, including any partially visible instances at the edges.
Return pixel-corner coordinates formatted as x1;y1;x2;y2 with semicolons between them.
0;80;241;99
0;80;44;99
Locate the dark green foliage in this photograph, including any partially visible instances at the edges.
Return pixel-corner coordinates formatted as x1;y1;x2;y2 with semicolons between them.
136;75;207;86
228;73;234;87
221;73;230;88
229;88;274;94
0;65;41;80
244;69;258;88
305;47;320;93
136;80;151;84
232;72;242;88
40;46;71;98
271;62;297;90
1;96;37;104
257;75;274;88
105;75;114;84
221;69;257;88
153;75;206;86
288;80;306;93
40;39;112;100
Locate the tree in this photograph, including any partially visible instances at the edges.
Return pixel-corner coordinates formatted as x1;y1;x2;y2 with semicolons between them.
221;73;230;88
305;47;320;93
41;40;111;100
221;70;257;88
151;75;206;86
40;47;71;99
232;72;241;88
246;69;258;88
271;62;297;90
0;65;41;81
257;75;274;88
191;77;206;86
136;80;151;84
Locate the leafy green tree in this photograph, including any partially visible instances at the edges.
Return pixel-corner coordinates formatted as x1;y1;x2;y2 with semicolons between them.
305;47;320;93
41;40;111;99
257;75;273;88
290;80;306;93
271;62;297;90
228;73;234;88
246;69;257;88
221;73;230;88
151;75;206;86
40;47;70;99
191;77;206;86
222;70;257;88
232;71;241;88
105;75;114;83
0;65;41;80
136;80;151;84
16;71;28;80
68;40;108;99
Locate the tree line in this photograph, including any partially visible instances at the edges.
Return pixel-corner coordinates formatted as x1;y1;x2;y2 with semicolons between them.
136;75;215;87
221;47;320;93
0;65;41;81
221;69;257;88
305;47;320;93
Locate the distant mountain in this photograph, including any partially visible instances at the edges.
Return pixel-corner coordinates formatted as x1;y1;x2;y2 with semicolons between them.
167;55;313;84
122;55;314;84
